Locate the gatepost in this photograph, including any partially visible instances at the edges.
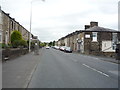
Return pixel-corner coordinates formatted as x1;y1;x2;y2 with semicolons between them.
32;36;39;55
116;44;120;60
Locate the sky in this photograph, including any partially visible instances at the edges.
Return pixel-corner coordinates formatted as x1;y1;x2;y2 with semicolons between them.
0;0;119;42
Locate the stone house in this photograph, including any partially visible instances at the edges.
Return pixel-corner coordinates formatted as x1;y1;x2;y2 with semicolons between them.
56;21;120;57
63;31;82;52
0;8;33;45
58;37;65;46
77;22;120;57
57;40;61;46
55;41;58;46
64;37;68;47
0;7;2;43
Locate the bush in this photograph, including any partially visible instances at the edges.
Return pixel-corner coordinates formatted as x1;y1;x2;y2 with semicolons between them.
11;30;22;43
11;30;28;48
20;39;27;48
11;30;22;48
8;43;12;48
12;40;21;48
0;43;10;48
12;40;27;48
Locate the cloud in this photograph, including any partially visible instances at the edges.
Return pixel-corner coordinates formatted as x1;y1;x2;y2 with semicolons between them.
1;0;118;42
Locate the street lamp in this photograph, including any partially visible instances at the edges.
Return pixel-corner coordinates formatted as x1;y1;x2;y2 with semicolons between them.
29;0;45;52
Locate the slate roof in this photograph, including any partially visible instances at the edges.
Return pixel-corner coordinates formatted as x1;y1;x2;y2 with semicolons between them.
58;26;120;41
85;26;120;33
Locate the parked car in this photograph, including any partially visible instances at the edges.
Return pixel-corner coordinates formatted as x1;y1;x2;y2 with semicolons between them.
53;46;60;50
46;46;50;49
60;46;66;51
65;47;72;53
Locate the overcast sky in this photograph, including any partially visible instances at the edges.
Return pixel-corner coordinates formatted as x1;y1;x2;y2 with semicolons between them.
0;0;119;42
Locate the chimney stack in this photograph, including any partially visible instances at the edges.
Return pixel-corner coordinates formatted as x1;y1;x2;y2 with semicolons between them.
90;21;98;27
85;25;90;30
7;13;10;16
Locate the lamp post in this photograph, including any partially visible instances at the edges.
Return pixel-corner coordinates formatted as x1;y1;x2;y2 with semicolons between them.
29;0;45;52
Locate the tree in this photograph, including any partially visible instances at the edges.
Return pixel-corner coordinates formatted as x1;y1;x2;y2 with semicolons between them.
40;43;46;47
48;42;53;46
53;41;55;46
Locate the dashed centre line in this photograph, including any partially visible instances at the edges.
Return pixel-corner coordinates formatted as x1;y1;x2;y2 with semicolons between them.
82;64;109;77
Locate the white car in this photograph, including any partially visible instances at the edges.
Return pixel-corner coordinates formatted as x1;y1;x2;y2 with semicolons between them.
65;47;72;53
53;46;60;50
60;46;66;51
55;46;60;50
46;46;50;49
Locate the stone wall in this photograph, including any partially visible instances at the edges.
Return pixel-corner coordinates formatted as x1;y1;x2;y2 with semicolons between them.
2;48;29;62
102;52;116;58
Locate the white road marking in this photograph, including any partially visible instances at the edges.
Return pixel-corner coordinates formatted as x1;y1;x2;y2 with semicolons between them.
94;58;99;60
82;64;109;77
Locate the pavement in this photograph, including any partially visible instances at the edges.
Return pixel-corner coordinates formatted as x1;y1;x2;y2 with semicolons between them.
2;48;119;88
2;49;42;88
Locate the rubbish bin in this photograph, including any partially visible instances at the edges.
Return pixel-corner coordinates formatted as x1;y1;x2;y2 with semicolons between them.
116;44;120;60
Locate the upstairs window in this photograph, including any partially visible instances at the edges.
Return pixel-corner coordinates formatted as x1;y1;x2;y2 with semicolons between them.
92;32;97;42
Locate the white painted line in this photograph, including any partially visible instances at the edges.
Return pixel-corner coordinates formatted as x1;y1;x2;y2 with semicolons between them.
94;58;99;60
82;64;109;77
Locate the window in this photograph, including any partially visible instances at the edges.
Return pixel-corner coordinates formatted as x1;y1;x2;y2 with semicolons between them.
85;34;90;38
92;32;97;42
11;21;14;29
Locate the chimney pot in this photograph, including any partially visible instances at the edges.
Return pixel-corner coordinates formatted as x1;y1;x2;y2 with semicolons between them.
85;25;90;30
90;21;98;27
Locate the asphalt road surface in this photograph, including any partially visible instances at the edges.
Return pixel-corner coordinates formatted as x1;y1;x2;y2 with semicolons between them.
28;48;119;88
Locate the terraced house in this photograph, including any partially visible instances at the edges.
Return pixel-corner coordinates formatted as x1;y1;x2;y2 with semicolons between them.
0;7;2;44
0;7;34;45
57;22;120;57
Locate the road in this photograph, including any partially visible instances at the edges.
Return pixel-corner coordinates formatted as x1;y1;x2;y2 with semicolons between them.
28;48;119;88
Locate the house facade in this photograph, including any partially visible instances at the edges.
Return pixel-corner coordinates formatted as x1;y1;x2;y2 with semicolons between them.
56;21;120;57
83;27;120;57
0;7;2;43
0;8;38;45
